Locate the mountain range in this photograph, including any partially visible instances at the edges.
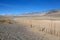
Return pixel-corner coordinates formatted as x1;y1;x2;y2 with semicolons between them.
1;9;60;18
18;10;60;18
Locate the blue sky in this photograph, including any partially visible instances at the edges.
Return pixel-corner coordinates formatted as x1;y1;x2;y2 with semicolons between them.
0;0;60;14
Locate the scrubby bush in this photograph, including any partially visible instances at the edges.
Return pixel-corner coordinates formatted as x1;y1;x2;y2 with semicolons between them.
0;18;12;24
4;18;12;24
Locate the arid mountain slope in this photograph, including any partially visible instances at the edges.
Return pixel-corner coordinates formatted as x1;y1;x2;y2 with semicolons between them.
18;10;60;18
44;10;60;17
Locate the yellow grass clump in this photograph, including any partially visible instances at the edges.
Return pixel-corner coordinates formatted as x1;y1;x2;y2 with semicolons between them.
0;18;12;24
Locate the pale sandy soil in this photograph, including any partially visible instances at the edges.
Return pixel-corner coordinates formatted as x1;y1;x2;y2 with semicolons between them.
0;18;60;40
13;18;60;35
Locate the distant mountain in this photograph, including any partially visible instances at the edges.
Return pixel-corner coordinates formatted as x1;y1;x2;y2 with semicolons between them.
19;10;60;18
44;10;60;17
1;9;60;18
19;12;46;17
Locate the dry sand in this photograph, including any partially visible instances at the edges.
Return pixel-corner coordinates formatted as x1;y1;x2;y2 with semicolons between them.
0;18;60;40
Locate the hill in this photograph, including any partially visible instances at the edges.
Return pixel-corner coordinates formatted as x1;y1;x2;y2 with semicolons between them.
19;10;60;18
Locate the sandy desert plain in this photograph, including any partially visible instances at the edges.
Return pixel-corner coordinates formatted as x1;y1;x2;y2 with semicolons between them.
0;16;60;40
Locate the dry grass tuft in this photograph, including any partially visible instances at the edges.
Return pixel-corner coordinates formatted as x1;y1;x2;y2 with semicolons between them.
0;18;12;24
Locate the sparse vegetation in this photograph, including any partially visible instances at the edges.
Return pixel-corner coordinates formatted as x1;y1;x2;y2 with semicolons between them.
0;16;12;24
0;17;60;40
